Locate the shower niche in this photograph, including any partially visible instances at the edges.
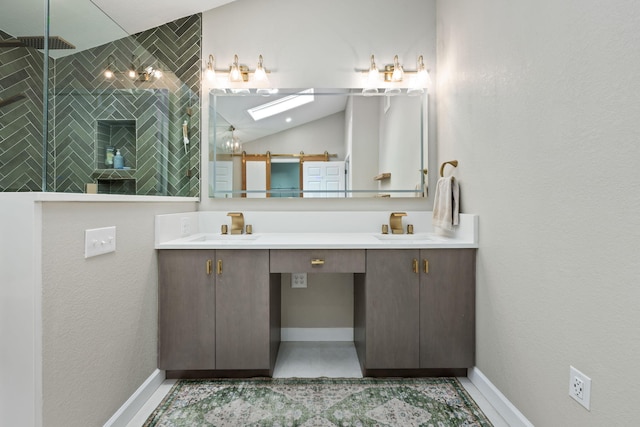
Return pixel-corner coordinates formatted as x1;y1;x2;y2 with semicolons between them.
93;119;137;194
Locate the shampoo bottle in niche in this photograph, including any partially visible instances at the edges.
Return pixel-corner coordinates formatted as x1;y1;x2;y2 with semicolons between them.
114;149;124;169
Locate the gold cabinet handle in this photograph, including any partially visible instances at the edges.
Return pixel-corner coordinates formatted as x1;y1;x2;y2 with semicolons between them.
311;258;325;266
413;258;418;274
423;259;429;274
206;259;212;275
216;259;223;275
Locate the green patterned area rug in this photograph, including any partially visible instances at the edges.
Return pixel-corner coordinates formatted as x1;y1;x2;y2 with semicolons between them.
143;377;493;426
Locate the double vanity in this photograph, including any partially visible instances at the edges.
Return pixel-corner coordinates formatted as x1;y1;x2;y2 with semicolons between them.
155;211;478;378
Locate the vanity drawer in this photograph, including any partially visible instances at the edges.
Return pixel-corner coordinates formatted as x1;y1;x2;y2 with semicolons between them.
270;249;366;273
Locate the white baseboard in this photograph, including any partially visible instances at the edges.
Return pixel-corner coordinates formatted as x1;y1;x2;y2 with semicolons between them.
468;367;534;427
103;369;165;427
281;328;353;341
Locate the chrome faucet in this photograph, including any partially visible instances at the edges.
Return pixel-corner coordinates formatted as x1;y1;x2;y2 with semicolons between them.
390;212;407;234
227;212;244;235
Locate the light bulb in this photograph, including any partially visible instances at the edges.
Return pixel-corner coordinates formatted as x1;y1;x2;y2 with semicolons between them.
254;55;268;83
391;55;404;81
230;54;243;82
367;55;379;84
128;56;137;79
104;69;114;79
205;55;216;82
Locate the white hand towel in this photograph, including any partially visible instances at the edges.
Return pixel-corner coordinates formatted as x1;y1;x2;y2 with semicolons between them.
432;176;459;231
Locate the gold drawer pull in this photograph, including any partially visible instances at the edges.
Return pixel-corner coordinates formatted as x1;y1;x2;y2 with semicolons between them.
311;258;325;266
413;258;418;274
206;259;212;275
217;259;223;275
423;259;429;274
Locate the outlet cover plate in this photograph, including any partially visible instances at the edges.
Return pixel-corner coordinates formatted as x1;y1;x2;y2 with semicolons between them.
291;273;307;288
85;226;116;258
569;365;591;410
180;217;191;236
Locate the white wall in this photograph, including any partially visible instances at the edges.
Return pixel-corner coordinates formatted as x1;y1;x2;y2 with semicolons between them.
244;112;346;159
379;95;425;196
437;0;640;425
200;0;437;211
350;96;380;196
0;196;42;426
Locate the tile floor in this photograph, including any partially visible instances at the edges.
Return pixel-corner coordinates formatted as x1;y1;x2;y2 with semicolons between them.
127;342;509;426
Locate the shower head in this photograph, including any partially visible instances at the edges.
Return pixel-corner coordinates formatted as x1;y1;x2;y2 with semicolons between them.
0;36;75;50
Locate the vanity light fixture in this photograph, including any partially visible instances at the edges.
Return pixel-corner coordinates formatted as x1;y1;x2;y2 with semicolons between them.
358;54;430;95
206;53;272;88
101;54;164;81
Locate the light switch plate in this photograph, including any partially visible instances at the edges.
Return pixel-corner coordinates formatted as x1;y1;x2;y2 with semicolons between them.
85;226;116;258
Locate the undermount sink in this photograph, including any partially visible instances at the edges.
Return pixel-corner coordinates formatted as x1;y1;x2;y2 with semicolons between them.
186;234;261;242
374;233;435;241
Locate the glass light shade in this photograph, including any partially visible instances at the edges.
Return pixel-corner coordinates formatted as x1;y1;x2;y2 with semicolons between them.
391;65;404;81
362;87;379;96
254;67;268;83
417;68;432;87
407;86;424;96
229;65;242;82
205;67;216;82
384;87;401;96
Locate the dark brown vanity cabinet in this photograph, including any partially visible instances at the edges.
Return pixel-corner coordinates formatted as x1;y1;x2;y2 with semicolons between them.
356;249;476;373
158;249;279;374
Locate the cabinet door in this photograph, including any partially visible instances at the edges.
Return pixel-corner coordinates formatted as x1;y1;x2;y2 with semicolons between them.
365;250;420;369
215;250;271;369
420;249;476;368
158;250;216;370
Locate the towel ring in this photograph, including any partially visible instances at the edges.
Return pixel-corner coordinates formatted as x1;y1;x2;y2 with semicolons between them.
439;160;458;177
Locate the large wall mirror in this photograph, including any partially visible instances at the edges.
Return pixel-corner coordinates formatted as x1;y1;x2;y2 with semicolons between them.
209;88;428;198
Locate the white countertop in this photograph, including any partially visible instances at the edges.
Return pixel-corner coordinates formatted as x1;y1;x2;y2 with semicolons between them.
156;231;477;249
155;211;479;249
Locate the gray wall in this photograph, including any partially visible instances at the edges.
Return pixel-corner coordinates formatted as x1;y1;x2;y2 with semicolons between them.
41;200;197;427
437;0;640;425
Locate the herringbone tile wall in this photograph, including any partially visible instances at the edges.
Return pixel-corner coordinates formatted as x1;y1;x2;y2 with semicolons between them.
0;14;201;196
0;30;45;191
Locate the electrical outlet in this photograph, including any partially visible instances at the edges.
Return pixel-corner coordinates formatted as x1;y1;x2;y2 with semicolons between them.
180;217;191;236
291;273;307;288
569;366;591;410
